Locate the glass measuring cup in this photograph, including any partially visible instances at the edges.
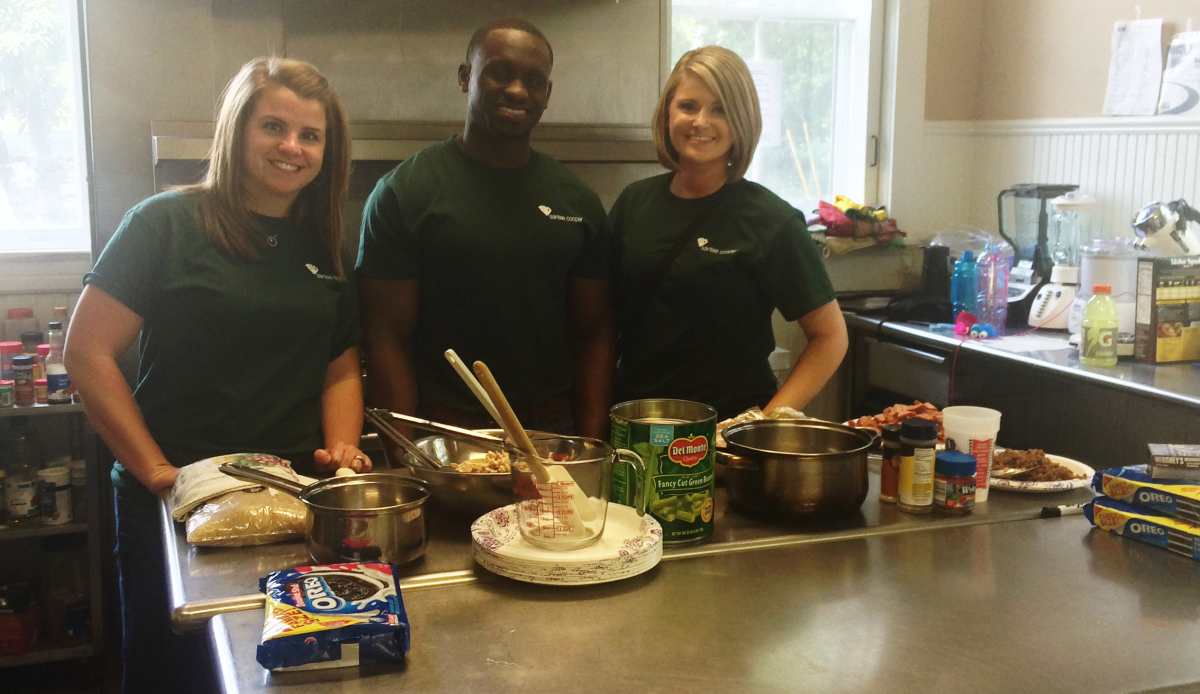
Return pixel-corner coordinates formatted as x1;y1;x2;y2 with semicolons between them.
509;436;646;551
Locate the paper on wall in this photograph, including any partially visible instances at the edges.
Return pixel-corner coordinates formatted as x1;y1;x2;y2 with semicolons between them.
746;61;782;147
1158;32;1200;115
1102;18;1164;116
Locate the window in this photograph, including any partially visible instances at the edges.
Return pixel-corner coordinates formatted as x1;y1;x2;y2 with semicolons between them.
0;0;91;254
672;0;881;214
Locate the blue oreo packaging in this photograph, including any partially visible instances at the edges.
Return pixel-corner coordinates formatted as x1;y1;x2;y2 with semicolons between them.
1084;497;1200;561
1091;465;1200;524
256;562;410;671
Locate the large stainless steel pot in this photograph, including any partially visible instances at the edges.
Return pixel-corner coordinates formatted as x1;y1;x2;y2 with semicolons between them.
219;466;431;565
718;420;875;520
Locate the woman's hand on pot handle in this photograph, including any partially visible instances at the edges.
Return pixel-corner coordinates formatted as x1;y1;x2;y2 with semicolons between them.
315;443;373;475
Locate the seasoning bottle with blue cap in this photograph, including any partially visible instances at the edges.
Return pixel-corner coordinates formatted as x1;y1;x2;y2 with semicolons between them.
934;451;977;514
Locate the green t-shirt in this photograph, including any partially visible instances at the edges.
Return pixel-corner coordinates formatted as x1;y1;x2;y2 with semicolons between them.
356;138;607;412
608;173;835;419
85;191;361;480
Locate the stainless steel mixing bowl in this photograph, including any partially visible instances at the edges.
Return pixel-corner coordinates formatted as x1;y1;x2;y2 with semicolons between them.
380;430;553;517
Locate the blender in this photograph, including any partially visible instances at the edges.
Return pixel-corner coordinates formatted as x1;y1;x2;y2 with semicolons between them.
1068;238;1143;355
1028;191;1095;329
997;184;1079;326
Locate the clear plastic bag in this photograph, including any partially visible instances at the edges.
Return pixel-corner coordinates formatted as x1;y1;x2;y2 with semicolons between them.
185;487;309;547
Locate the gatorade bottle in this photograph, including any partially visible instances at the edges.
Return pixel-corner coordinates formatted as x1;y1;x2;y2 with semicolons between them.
1080;284;1118;367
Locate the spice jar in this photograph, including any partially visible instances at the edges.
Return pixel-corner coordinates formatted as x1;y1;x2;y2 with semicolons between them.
12;355;35;406
20;331;42;357
0;380;13;407
878;424;902;503
898;418;938;514
0;342;19;380
35;344;48;380
934;451;977;514
34;378;47;405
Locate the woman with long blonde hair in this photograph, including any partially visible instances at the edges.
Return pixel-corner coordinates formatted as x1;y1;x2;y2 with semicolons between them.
65;57;366;693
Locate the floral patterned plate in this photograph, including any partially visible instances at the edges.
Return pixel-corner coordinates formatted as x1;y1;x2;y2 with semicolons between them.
988;453;1095;493
471;503;662;585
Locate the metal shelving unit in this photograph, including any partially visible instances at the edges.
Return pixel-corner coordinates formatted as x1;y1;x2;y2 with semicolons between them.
0;408;104;670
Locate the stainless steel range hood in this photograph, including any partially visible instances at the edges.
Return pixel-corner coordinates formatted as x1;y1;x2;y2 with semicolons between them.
151;121;657;164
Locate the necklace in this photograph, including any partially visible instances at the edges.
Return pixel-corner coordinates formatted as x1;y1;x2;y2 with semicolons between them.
267;235;278;247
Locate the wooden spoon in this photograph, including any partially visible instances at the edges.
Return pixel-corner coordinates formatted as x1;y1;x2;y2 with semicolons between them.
471;361;551;483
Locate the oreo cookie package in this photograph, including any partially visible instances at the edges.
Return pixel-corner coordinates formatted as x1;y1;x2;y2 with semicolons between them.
257;562;410;671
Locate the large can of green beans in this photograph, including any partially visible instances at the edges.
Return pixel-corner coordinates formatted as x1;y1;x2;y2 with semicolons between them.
610;399;717;544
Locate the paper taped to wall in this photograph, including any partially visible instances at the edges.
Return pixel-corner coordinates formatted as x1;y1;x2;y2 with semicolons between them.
1103;18;1164;116
1158;32;1200;116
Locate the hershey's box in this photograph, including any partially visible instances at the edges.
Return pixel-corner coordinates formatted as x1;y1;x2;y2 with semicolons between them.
1134;256;1200;364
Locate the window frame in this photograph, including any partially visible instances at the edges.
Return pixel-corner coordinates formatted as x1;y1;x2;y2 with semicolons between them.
666;0;885;207
0;0;95;292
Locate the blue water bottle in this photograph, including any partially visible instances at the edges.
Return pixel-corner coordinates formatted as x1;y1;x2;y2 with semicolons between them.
950;250;978;319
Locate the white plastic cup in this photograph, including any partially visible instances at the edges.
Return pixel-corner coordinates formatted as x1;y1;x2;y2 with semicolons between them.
941;406;1002;503
37;466;72;525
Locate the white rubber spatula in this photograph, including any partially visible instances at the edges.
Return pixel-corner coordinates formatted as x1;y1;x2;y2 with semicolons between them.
471;361;598;526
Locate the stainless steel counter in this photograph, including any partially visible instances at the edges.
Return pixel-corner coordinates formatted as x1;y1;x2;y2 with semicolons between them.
179;506;1200;694
844;312;1200;409
155;466;1200;694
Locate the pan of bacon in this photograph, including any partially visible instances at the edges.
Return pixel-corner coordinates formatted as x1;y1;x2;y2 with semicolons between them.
846;401;944;444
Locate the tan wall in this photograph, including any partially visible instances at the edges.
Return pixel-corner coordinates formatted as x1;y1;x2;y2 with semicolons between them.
927;0;1195;121
925;0;984;121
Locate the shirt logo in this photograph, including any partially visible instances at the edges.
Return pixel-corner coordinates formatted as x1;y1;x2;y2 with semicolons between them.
697;237;737;255
538;204;583;223
305;264;337;281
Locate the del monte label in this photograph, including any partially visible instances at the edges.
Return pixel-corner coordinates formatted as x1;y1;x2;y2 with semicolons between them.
668;436;708;467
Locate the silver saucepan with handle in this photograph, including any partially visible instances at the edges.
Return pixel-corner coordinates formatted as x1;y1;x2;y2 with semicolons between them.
218;464;431;565
717;419;878;521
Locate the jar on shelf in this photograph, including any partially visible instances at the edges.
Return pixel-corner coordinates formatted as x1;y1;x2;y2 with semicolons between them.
0;342;19;380
35;344;48;381
0;380;13;407
12;355;35;407
19;331;42;358
5;308;38;342
69;461;87;521
0;579;40;655
40;534;90;646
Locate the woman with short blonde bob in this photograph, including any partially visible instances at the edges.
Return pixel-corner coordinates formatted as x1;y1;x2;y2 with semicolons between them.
66;57;367;693
609;46;848;419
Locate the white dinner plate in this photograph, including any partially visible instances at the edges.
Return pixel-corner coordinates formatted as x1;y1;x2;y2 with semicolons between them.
470;503;662;585
989;452;1094;493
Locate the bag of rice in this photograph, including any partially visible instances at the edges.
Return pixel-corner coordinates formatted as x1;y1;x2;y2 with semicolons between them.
185;487;309;546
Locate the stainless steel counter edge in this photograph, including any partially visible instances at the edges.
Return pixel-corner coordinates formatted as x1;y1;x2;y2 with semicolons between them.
844;311;1200;409
165;499;1078;632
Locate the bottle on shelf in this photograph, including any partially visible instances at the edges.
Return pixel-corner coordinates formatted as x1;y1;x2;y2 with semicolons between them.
5;308;38;342
46;322;72;405
5;418;45;527
975;242;1011;334
950;250;979;320
1080;284;1118;367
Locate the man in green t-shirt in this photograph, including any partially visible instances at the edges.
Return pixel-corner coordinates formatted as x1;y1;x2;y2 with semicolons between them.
357;19;614;438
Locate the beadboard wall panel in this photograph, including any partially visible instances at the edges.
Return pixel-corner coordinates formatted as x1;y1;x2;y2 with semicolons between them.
925;119;1200;241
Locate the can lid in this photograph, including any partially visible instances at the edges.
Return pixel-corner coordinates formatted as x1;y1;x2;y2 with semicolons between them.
1092;284;1112;293
6;308;33;319
48;321;62;330
34;378;46;386
12;355;34;366
881;423;902;441
900;418;939;439
20;331;42;343
0;380;12;387
0;341;19;354
936;450;978;476
36;344;49;356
